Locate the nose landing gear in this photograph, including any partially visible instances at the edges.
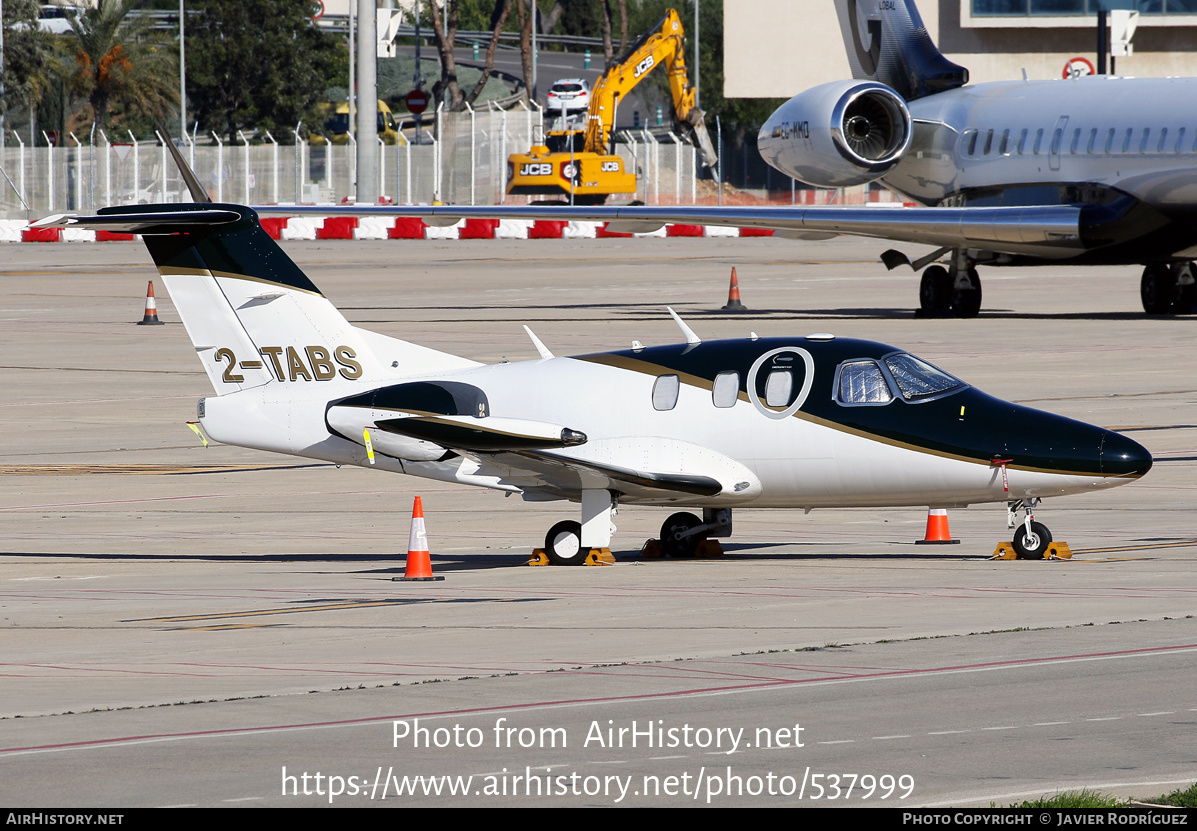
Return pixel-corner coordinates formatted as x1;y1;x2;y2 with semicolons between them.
1002;499;1055;560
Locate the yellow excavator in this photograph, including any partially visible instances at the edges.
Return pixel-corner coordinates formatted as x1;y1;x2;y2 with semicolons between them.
506;9;718;205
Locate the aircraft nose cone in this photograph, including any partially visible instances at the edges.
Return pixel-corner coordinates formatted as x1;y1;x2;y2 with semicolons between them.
1101;430;1153;477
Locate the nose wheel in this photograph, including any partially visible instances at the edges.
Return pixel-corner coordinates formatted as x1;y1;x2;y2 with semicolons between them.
1006;499;1052;560
1012;521;1052;560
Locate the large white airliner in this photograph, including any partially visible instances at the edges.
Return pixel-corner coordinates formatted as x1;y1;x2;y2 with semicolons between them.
755;0;1197;317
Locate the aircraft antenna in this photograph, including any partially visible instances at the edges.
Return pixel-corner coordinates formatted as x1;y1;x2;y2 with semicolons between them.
155;124;213;203
666;307;701;345
523;325;555;359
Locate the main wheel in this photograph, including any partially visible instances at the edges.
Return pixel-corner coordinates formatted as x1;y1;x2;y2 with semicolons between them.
919;265;952;313
659;512;702;559
951;267;982;318
1172;262;1195;314
1141;263;1176;314
544;520;586;566
1012;521;1052;560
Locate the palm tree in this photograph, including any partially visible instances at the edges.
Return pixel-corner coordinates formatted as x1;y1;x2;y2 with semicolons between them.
64;0;178;133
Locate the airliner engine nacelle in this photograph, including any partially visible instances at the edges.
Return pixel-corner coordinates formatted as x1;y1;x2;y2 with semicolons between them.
758;80;912;188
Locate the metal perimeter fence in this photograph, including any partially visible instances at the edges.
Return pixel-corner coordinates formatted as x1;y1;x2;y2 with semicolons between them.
0;102;716;219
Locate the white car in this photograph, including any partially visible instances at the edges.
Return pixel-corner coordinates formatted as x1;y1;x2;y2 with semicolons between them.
546;79;590;114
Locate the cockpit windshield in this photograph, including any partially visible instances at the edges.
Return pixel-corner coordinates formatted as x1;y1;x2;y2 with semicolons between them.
882;354;966;401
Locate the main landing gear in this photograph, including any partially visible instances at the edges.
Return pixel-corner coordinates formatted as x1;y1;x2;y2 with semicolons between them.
656;508;732;558
536;503;734;565
918;257;982;318
1141;262;1196;315
1006;499;1052;560
539;489;618;566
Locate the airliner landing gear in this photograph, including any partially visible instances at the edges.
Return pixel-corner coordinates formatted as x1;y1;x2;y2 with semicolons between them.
918;260;981;318
1007;499;1051;560
950;262;982;318
919;265;952;314
1141;262;1196;314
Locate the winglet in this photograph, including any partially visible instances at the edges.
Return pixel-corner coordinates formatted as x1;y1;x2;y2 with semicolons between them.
666;307;701;345
156;125;212;203
523;325;554;359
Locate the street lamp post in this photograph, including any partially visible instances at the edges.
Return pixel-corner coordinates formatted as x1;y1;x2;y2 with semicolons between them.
179;0;186;142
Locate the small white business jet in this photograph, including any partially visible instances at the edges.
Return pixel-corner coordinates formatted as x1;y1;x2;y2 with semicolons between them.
33;140;1151;563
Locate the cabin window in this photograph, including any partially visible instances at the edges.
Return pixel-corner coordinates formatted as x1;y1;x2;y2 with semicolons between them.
999;129;1011;155
712;371;739;409
1176;128;1187;153
1140;128;1152;154
1050;128;1063;155
965;130;979;156
1157;128;1168;153
1070;128;1081;154
1104;128;1115;154
1033;128;1044;154
836;361;893;405
652;375;680;411
982;129;995;155
1086;128;1097;154
1017;128;1028;154
883;354;966;402
1122;128;1133;154
764;371;793;408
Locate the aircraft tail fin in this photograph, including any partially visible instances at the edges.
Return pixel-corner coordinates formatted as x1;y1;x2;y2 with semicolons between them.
34;204;478;395
833;0;967;101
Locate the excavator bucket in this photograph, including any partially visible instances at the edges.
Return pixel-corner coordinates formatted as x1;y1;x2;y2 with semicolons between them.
686;108;720;170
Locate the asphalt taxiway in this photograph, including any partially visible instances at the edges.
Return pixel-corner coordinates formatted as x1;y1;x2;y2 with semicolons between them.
1;236;1194;806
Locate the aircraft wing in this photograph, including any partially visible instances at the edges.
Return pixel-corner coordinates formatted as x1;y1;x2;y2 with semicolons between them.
264;203;1094;259
506;450;726;499
470;437;764;503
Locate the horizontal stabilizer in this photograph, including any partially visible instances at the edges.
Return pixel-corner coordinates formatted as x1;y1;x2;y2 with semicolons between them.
31;209;241;234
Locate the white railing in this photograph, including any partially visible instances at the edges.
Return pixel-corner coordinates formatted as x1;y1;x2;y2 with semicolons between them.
0;115;903;219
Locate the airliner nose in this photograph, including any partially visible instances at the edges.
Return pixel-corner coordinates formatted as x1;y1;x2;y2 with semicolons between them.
1101;430;1153;477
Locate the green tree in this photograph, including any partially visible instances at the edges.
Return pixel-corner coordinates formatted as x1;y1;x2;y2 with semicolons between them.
1;0;54;126
63;0;178;134
186;0;343;142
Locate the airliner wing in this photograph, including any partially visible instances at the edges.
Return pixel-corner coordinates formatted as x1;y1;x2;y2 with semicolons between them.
266;203;1093;260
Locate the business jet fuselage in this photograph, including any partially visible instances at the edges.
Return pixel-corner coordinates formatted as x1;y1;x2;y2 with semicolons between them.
763;74;1197;264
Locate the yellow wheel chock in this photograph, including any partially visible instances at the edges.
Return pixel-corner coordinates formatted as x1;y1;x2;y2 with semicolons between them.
528;547;615;566
991;540;1073;560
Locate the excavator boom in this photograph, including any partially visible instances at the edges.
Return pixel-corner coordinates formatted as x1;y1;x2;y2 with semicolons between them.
506;8;716;204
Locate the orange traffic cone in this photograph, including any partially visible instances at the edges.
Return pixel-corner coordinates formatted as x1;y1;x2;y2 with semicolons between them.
137;280;165;325
915;508;960;545
721;267;747;311
393;496;445;581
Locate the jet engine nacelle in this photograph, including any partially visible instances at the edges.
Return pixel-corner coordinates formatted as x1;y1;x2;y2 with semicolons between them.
758;80;912;188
